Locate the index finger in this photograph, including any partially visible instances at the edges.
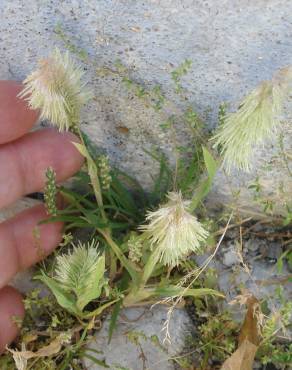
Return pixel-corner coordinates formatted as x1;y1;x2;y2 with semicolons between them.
0;80;39;144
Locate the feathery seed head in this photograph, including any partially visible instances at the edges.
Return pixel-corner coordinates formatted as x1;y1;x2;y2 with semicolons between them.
213;81;283;173
55;240;106;311
140;192;208;267
212;66;292;173
55;241;100;291
19;48;91;131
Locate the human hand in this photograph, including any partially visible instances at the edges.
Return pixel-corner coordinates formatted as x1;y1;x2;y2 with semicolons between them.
0;81;84;352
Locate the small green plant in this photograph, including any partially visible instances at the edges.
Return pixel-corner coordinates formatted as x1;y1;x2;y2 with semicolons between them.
2;44;291;370
171;59;192;93
257;289;292;367
37;241;109;317
1;49;224;369
248;176;276;215
188;293;292;369
193;311;239;367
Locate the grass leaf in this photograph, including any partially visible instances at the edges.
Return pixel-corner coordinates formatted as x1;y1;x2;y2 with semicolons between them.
36;272;79;316
189;146;217;211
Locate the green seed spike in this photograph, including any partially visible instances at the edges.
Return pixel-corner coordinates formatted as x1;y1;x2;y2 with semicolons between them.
98;155;112;191
44;167;58;216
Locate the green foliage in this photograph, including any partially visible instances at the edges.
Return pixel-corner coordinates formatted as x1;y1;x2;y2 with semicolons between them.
194;311;239;367
257;299;292;366
218;102;227;127
0;288;87;369
8;51;222;368
248;176;276;215
191;301;292;368
189;146;218;211
277;249;292;273
36;241;108;315
54;23;88;62
171;59;192;92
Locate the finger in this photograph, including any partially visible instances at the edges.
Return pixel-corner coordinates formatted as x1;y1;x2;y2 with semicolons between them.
0;81;39;144
0;204;63;289
0;128;84;208
0;286;24;353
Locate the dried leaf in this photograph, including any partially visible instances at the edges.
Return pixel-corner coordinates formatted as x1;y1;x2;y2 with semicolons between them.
34;332;71;357
220;294;261;370
239;295;261;346
8;332;71;369
8;344;28;370
228;290;253;307
220;339;258;370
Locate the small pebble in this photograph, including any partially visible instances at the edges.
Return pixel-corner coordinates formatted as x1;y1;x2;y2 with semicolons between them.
222;248;239;267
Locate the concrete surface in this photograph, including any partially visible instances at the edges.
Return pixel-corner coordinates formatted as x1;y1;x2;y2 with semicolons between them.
83;306;193;370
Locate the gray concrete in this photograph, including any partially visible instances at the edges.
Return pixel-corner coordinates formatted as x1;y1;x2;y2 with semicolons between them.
1;0;292;216
83;306;192;370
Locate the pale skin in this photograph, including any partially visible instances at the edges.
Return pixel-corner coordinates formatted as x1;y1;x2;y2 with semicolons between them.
0;81;84;352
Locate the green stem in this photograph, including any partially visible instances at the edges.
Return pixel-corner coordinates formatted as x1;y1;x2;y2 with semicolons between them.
123;287;154;307
76;128;118;278
82;299;119;319
122;249;159;306
74;129;149;287
76;128;105;214
100;229;138;284
141;249;159;286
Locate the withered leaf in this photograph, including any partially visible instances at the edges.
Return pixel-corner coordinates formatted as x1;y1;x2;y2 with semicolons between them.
220;294;261;370
8;333;71;370
220;339;258;370
238;295;261;346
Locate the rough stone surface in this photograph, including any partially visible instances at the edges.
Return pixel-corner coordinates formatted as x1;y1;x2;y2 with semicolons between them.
1;1;292;214
194;231;291;326
222;244;239;267
217;236;292;318
83;306;193;370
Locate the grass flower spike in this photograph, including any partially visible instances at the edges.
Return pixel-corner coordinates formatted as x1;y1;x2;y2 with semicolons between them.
98;155;112;191
19;48;91;131
44;167;57;216
54;241;106;311
38;240;107;315
140;191;208;267
212;67;292;172
127;233;143;263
